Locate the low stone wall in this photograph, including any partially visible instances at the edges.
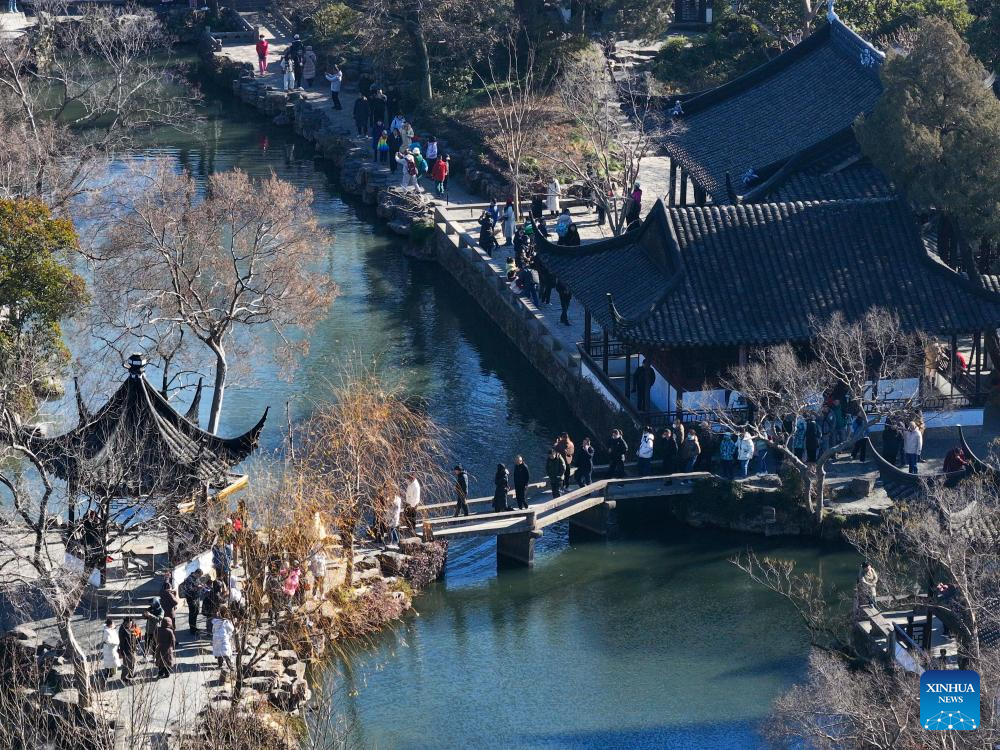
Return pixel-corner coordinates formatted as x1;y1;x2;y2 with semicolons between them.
433;227;632;442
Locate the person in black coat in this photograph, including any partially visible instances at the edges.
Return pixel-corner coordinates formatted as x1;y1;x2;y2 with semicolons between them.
633;359;657;412
556;281;572;326
655;427;679;474
512;456;530;509
562;223;581;246
492;464;511;512
388;129;402;173
531;194;544;221
608;429;628;478
353;96;371;136
479;212;497;257
159;579;179;623
805;416;820;463
284;35;305;90
882;420;902;466
118;617;138;683
453;465;469;517
574;437;595;486
369;89;389;127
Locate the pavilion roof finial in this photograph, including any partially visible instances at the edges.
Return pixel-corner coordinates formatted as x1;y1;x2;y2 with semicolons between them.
827;0;837;22
126;353;148;379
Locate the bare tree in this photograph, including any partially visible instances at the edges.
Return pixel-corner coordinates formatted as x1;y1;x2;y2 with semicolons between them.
0;2;195;211
766;649;1000;749
297;362;450;586
734;471;1000;747
95;164;339;434
846;478;1000;669
544;49;658;235
474;32;543;214
711;309;927;522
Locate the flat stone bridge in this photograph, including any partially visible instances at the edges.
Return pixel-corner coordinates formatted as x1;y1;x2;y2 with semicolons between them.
420;473;712;567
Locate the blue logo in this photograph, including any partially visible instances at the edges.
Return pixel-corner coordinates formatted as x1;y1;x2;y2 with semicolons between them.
921;670;980;730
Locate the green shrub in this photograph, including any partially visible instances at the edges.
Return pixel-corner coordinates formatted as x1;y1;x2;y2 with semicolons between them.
652;13;772;94
312;2;361;50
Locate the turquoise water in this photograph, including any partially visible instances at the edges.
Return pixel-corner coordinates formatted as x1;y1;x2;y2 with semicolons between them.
122;100;857;749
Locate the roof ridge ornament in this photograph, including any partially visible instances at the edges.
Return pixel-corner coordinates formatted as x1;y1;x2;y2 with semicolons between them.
859;47;878;68
126;353;147;379
827;0;837;22
670;99;684;117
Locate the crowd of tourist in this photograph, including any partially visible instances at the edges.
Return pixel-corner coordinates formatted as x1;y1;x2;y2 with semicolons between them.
96;509;335;687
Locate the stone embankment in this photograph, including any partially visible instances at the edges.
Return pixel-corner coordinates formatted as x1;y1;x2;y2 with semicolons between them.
199;55;500;254
196;53;632;441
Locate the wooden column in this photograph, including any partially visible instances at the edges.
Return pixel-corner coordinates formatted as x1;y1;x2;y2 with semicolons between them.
668;162;678;206
679;169;689;205
975;331;983;399
625;342;632;404
950;334;958;395
602;330;610;374
584;309;592;352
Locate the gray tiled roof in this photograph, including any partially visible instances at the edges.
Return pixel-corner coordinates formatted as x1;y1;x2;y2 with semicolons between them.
539;199;1000;349
28;371;267;497
741;130;895;202
661;19;884;200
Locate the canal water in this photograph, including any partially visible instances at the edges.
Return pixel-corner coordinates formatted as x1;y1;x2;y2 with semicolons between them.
124;101;858;749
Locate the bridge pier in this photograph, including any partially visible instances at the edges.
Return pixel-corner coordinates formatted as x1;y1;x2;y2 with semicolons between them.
568;500;616;543
497;529;540;569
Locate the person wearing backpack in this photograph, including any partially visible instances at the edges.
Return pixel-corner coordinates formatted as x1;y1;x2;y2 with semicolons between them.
396;152;419;191
280;56;295;91
412;147;428;182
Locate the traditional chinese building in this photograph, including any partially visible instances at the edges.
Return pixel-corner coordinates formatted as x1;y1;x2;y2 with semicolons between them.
27;353;267;567
539;199;1000;424
541;8;1000;427
662;7;887;206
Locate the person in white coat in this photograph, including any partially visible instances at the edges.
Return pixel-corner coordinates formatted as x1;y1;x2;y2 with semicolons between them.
546;177;561;216
404;474;421;531
101;618;121;681
502;200;516;245
280;57;295;91
902;421;923;474
636;427;655;475
211;605;235;673
736;430;755;478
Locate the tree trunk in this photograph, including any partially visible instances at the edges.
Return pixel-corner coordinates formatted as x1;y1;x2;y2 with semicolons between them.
410;15;433;103
342;526;355;587
814;463;826;523
233;632;245;700
56;613;91;708
207;345;227;435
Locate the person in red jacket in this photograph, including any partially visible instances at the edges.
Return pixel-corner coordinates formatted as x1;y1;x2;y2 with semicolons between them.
255;35;269;75
430;153;449;195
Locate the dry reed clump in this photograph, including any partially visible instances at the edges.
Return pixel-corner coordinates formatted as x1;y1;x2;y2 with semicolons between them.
336;580;407;640
398;540;448;591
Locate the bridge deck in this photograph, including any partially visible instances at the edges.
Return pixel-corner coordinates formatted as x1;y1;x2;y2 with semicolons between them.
422;473;710;542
